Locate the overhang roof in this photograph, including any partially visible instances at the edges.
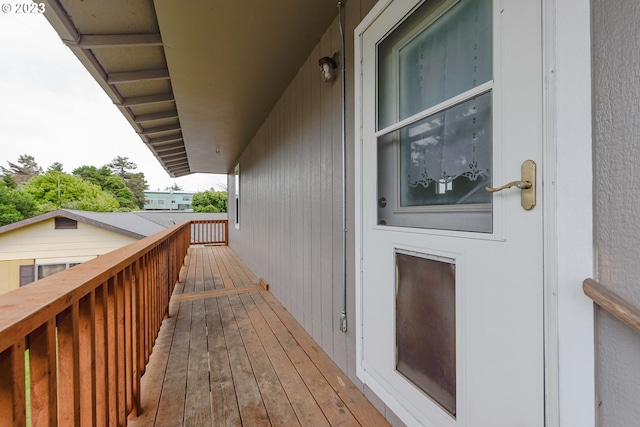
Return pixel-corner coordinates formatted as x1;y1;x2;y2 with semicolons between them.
42;0;339;177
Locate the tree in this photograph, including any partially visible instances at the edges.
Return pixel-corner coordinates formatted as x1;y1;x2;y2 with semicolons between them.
1;173;17;189
72;165;137;210
106;156;137;177
47;162;65;173
25;171;119;212
0;185;38;225
106;157;148;208
1;154;43;185
165;182;183;191
192;190;227;213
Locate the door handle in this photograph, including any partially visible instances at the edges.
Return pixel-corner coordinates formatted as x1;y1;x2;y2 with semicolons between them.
485;160;536;210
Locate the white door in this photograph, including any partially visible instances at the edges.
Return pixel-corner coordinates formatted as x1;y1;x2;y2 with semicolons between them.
357;0;544;426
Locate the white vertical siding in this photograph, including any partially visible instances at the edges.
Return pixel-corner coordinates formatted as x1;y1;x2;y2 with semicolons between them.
228;0;378;389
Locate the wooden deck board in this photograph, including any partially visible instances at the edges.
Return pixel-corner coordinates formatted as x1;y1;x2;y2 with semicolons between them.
127;246;389;427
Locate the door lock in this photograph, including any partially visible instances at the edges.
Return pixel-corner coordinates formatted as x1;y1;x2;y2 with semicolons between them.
485;160;536;210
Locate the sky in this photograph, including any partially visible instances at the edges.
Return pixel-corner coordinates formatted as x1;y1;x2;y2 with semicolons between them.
0;9;227;192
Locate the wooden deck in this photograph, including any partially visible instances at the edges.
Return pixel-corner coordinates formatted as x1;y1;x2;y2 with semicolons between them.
127;246;389;427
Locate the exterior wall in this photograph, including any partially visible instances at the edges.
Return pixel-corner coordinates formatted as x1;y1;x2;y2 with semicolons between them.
227;0;407;423
592;1;640;425
0;259;33;295
0;218;138;264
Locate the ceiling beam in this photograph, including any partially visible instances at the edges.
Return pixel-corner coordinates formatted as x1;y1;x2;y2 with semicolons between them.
170;167;191;175
140;123;181;136
66;34;163;49
135;110;179;123
155;146;186;156
147;134;183;145
121;93;174;107
158;151;187;160
163;159;189;168
107;69;170;84
149;140;184;151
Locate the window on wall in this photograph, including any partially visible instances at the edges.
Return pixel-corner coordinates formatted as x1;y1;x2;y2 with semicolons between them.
234;163;240;229
35;262;81;281
20;265;35;286
55;217;78;229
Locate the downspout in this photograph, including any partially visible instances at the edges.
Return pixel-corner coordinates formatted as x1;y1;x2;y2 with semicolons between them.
338;2;348;333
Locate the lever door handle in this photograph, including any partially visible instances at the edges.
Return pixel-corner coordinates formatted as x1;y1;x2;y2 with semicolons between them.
485;180;531;193
484;160;536;210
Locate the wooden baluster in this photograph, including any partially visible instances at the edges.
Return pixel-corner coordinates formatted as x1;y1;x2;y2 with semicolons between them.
115;271;126;426
106;277;118;425
29;320;58;426
0;341;27;427
58;303;81;426
94;284;109;426
78;292;97;426
124;266;134;418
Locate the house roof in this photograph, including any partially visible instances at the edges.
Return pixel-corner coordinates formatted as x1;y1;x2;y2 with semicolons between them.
42;0;338;177
0;209;165;240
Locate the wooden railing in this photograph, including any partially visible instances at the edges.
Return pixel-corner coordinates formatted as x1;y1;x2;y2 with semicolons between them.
0;221;192;427
583;278;640;335
191;219;228;245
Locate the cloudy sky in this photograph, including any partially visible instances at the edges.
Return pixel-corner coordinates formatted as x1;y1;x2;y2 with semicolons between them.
0;9;226;192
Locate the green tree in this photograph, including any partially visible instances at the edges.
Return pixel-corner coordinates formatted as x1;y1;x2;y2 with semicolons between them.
25;171;119;212
192;190;227;213
1;173;17;189
72;165;137;210
0;185;38;225
106;157;148;208
47;162;65;173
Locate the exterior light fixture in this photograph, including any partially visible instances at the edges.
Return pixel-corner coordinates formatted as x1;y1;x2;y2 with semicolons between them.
319;54;338;82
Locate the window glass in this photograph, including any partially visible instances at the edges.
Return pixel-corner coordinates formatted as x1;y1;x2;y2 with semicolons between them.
37;264;66;279
378;0;492;129
376;0;493;232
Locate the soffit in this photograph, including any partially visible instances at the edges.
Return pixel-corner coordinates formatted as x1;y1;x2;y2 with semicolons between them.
43;0;338;177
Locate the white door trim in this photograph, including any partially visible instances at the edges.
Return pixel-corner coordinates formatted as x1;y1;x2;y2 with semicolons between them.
353;0;595;425
542;0;595;425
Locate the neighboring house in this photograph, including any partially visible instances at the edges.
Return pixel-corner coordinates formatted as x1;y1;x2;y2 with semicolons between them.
0;209;225;295
40;0;637;426
143;190;195;210
0;210;164;295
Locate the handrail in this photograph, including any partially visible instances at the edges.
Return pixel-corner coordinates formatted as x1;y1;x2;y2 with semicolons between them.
191;219;228;245
0;220;192;426
583;278;640;335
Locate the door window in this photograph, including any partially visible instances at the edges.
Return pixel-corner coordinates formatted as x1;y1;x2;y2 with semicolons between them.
376;0;493;232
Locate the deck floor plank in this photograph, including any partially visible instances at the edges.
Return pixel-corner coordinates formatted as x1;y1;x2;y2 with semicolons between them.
249;291;360;427
217;295;271;426
239;293;330;427
183;298;212;427
205;296;242;426
153;300;192;425
128;246;389;427
228;294;301;427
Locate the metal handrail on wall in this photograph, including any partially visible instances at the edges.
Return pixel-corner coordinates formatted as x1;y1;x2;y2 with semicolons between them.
583;278;640;335
0;221;192;427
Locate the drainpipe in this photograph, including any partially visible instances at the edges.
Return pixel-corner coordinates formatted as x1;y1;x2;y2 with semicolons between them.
338;2;348;333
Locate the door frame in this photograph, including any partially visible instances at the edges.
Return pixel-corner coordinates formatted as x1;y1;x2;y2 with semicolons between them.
353;0;594;425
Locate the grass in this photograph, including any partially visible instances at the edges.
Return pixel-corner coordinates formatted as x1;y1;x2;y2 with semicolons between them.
25;350;31;427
